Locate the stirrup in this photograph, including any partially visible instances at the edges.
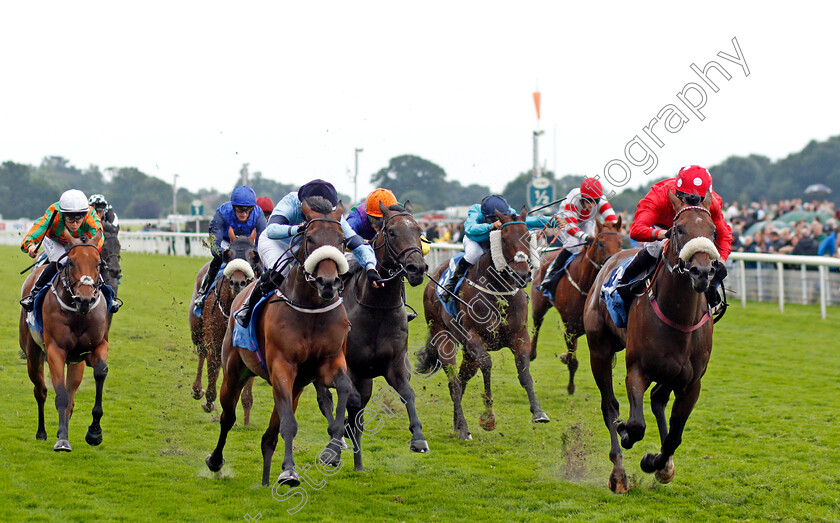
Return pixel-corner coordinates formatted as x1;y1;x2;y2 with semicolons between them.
20;294;36;312
234;306;250;328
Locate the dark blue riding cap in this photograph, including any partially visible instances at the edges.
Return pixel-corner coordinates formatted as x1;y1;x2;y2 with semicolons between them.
298;179;338;207
480;194;510;222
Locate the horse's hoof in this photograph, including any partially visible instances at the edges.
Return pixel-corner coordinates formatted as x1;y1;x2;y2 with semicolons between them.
201;401;215;413
276;469;300;487
478;414;497;431
458;432;472;441
318;448;342;468
205;454;224;472
640;453;658;473
85;427;103;446
560;353;571;364
532;411;550;423
53;439;72;452
609;471;629;494
654;457;675;484
36;431;47;441
410;439;430;453
567;383;575;395
191;387;205;400
354;465;365;472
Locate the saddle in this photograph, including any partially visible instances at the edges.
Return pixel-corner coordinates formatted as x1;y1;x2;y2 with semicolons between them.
435;253;468;319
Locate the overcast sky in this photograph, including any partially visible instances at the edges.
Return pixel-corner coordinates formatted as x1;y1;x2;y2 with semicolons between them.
2;1;838;202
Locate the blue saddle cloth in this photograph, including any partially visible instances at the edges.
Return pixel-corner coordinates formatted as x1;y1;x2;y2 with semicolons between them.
26;278;118;335
435;253;467;319
231;293;271;369
537;251;580;304
599;258;635;329
193;263;227;318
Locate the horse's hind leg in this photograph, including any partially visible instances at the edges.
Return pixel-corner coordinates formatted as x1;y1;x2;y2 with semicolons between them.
26;349;48;441
192;346;206;400
206;352;249;474
641;380;702;485
616;365;651;449
241;378;254;427
202;343;221;413
314;382;336;427
85;342;109;447
384;363;429;453
590;343;627;493
470;343;496;432
450;349;478;440
512;332;549;423
347;378;372;471
648;383;675;483
530;287;552;362
561;330;580;395
319;370;353;469
260;408;280;486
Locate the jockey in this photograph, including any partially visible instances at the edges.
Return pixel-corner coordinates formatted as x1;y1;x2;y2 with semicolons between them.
441;194;548;301
540;177;618;292
20;189;104;312
88;193;120;232
616;165;733;308
347;187;398;242
256;196;274;220
234;179;382;327
195;185;267;307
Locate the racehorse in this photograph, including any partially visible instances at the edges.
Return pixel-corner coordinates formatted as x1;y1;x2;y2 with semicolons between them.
530;217;623;394
206;197;356;487
583;191;719;493
188;230;260;419
418;208;548;441
100;220;121;295
314;200;429;471
18;229;110;452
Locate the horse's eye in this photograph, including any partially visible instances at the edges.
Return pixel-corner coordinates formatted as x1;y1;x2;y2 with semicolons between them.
676;226;685;236
388;230;396;237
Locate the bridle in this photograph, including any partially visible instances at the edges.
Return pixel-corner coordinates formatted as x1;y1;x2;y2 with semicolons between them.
497;220;535;272
55;243;103;310
662;205;714;276
282;216;346;287
371;211;424;283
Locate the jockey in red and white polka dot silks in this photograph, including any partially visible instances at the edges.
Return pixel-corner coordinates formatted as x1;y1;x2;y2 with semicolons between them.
629;165;732;260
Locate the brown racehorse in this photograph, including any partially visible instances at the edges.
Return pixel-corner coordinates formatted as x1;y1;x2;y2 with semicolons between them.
315;200;429;471
530;217;623;394
19;229;110;452
206;197;356;487
188;231;260;419
418;209;549;441
584;191;719;493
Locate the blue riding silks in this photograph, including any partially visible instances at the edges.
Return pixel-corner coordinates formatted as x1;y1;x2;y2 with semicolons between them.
600;257;634;329
193;263;227;318
435;253;467;319
231;294;271;370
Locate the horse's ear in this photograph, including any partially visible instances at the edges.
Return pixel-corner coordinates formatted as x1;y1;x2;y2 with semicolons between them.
519;206;528;221
61;226;76;246
615;214;622;229
249;249;261;267
301;199;313;220
669;190;683;212
333;200;345;219
228;226;237;242
494;209;507;222
403;199;413;214
91;229;103;247
379;200;390;218
248;228;257;243
701;189;713;209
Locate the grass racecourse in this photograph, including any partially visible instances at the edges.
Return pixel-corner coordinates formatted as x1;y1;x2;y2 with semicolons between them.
0;245;838;522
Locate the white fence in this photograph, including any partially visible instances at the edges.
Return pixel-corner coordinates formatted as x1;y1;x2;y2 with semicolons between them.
4;229;840;318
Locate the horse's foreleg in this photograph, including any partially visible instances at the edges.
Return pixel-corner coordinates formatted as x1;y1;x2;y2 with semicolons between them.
84;343;109;447
561;330;580;395
65;362;85;422
26;349;48;441
473;346;496;432
268;364;300;486
617;365;651;450
530;289;551;362
512;336;549;423
260;408;280;486
46;345;71;451
450;351;477;440
590;345;626;493
314;382;336;428
320;370;352;470
192;346;206;400
384;365;428;453
641;379;702;485
650;383;672;446
241;378;254;427
206;352;250;474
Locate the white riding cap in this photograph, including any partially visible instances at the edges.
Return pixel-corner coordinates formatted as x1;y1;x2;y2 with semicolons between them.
59;189;90;213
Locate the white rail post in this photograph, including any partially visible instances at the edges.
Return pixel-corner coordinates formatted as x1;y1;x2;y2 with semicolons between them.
756;263;763;302
739;259;747;309
819;265;827;319
801;264;807;304
776;262;784;313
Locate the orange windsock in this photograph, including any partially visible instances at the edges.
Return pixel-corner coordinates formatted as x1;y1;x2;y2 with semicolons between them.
532;91;541;120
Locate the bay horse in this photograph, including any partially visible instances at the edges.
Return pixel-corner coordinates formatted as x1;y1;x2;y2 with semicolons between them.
583;191;719;493
530;217;623;394
18;228;110;452
100;220;121;296
188;230;260;419
314;200;429;471
418;208;548;441
206;197;356;487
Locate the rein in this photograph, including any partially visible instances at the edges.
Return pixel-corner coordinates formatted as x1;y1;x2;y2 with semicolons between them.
55;243;103;308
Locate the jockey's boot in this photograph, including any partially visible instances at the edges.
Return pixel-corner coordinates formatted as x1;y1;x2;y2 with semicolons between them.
540;248;572;290
616;249;656;304
235;269;284;328
195;256;224;308
441;258;471;303
20;262;58;312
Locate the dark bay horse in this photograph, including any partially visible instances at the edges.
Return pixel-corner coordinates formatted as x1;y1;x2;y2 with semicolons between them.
206;198;355;487
530;218;622;394
584;191;719;493
419;209;548;441
100;221;121;295
19;229;110;452
315;200;429;471
188;231;260;418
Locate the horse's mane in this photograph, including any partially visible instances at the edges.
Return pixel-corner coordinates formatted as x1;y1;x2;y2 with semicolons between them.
304;196;334;215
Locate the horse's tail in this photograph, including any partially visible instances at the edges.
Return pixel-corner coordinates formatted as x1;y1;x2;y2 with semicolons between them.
415;333;440;374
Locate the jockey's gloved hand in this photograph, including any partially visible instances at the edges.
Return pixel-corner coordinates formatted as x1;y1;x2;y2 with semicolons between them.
713;260;727;281
582;234;594;245
367;269;384;286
